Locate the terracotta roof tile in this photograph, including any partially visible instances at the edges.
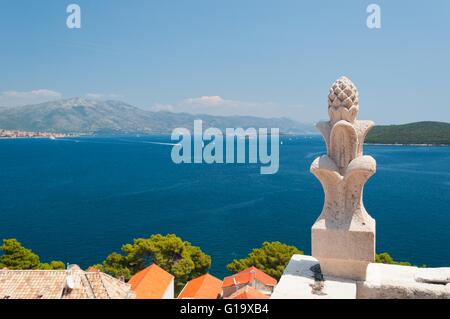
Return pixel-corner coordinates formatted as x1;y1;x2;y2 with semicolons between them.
86;267;101;273
223;266;277;288
178;274;222;299
128;264;174;299
226;286;270;299
0;267;134;299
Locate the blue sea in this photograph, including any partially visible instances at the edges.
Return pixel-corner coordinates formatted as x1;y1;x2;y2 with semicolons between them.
0;135;449;277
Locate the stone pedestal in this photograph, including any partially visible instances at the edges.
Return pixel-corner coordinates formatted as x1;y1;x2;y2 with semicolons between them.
311;76;376;281
312;222;375;280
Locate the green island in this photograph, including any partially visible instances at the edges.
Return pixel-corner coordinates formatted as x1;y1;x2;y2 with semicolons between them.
366;121;450;145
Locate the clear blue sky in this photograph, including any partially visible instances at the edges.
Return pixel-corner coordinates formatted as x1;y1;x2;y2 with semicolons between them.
0;0;449;124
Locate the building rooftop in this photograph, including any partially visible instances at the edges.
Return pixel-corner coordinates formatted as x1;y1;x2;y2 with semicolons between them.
178;273;222;299
0;266;134;299
128;264;174;299
226;286;270;299
223;266;277;288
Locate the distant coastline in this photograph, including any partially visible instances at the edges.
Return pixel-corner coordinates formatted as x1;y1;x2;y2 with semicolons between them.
0;129;78;139
365;142;449;147
366;121;450;146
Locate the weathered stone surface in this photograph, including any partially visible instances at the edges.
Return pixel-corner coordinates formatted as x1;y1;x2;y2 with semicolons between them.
311;76;376;280
271;255;356;299
415;268;450;284
357;263;450;299
275;256;450;299
365;263;418;283
358;281;450;299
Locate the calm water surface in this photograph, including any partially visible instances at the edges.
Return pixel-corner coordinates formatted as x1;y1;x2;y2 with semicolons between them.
0;135;449;277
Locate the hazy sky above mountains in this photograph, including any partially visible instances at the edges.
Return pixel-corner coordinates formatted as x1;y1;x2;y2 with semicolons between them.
0;0;449;124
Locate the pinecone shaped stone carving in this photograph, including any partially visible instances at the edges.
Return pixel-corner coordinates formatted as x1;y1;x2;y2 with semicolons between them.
328;76;360;124
328;76;359;109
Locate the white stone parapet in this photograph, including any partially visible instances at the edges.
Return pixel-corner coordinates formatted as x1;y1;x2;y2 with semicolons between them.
272;255;450;299
357;263;450;299
271;255;356;299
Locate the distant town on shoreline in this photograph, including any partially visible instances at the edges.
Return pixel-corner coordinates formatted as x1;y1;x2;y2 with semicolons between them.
0;129;77;139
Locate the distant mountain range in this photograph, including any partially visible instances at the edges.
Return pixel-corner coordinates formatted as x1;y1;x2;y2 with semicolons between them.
0;98;314;135
366;121;450;145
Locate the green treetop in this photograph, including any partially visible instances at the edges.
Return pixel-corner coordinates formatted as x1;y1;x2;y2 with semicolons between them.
375;252;412;266
0;238;65;270
227;241;303;280
93;234;211;293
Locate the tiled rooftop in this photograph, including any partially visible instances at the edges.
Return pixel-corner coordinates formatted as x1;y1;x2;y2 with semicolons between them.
178;273;222;299
128;264;174;299
226;286;270;299
223;266;277;288
0;266;135;299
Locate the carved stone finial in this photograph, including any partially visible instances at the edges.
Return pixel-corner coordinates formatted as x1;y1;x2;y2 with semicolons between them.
328;76;359;124
311;76;376;281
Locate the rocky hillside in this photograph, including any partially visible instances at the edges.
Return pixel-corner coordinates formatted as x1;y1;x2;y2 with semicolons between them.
0;98;314;135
